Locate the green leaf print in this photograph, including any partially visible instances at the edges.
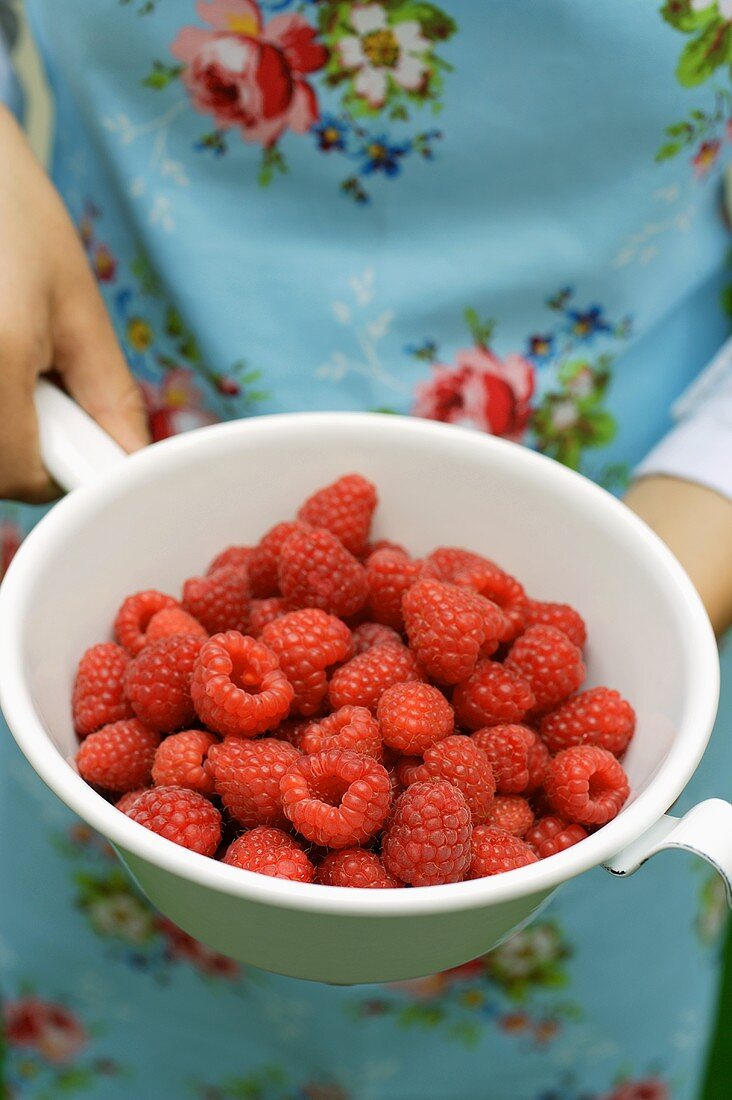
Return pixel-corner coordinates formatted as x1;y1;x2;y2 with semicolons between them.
661;0;718;34
141;60;183;90
395;2;457;40
655;140;684;161
676;20;732;87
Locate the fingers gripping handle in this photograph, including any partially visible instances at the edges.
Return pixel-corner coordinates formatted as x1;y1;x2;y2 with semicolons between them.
35;379;127;492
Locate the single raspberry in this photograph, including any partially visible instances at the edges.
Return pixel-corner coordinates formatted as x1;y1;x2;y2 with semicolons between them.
471;724;549;794
363;539;408;560
124;633;204;732
223;826;314;882
403;579;503;684
525;815;588;858
485;795;534;837
408;735;495;824
422;547;492;582
382;779;473;886
377;681;454;755
152;729;218;795
452;660;535;730
540;687;636;757
206;736;300;827
316;848;398;888
278;527;368;618
248;521;312;598
280;749;391;848
301;706;382;760
76;719;160;792
249;597;291;636
114;590;178;655
350;622;403;656
261;608;352;717
115;788;149;814
72;643;133;738
271;718;311;750
366;549;424;630
329;642;423;713
468;825;538;878
297;473;377;557
145;607;208;642
506;625;586;714
454;562;527;642
191;632;293;738
182;565;249;635
206;545;253;576
544;745;630;826
125;785;221;856
394;756;423;788
522;599;587;648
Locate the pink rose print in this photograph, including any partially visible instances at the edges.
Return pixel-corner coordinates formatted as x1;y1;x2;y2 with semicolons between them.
692;138;721;177
158;917;240;978
413;346;535;440
4;997;87;1065
599;1080;669;1100
171;0;328;147
0;518;22;579
140;368;218;441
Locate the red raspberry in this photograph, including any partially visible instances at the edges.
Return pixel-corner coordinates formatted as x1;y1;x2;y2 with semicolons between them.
261;608;352;717
366;549;424;630
485;795;534;837
394;756;423;788
248;597;291;636
506;625;586;714
377;681;454;755
114;590;178;655
125;785;221;856
364;539;408;560
115;788;149;813
403;579;503;684
124;633;204;733
316;848;398;888
350;622;402;656
152;729;218;795
280;748;391;848
182;564;249;635
544;745;630;826
223;826;314;882
76;719;160;792
525;815;588;858
298;473;377;557
522;599;587;648
206;736;300;827
278;528;368;618
328;642;423;712
471;723;549;794
422;547;491;582
468;825;538;878
206;545;253;576
248;521;312;598
454;562;527;642
300;706;382;760
145;607;208;642
539;687;636;757
452;660;535;730
72;643;133;738
408;734;495;824
271;718;311;750
382;779;473;886
191;632;293;737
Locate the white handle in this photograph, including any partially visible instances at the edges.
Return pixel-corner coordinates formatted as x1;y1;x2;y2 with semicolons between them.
35;379;128;491
604;798;732;905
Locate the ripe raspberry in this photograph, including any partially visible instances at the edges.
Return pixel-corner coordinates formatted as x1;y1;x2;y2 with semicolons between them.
382;780;473;886
329;642;423;713
191;632;293;738
471;724;549;794
539;687;636;757
408;735;496;824
145;607;208;642
206;736;300;827
522;599;587;648
394;756;423;788
248;521;312;598
454;562;527;642
72;643;133;738
280;749;391;848
248;597;291;636
316;848;398;888
124;633;204;732
350;622;402;656
377;681;454;755
76;719;160;793
544;745;630;826
152;729;218;795
403;579;504;684
298;473;377;557
525;815;588;858
506;625;586;714
422;547;491;582
182;565;249;635
366;549;424;630
223;826;314;882
452;660;535;730
114;590;179;655
125;785;221;856
278;528;368;618
468;825;538;878
364;539;408;560
485;795;534;837
300;706;382;760
271;718;311;750
206;545;253;576
261;608;352;716
115;788;149;814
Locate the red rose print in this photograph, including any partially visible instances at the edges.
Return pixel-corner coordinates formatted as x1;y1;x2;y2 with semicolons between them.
140;368;218;441
158;917;239;978
172;0;327;147
600;1080;669;1100
4;998;87;1064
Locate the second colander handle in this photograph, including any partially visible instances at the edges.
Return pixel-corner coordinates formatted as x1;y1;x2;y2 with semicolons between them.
35;378;128;492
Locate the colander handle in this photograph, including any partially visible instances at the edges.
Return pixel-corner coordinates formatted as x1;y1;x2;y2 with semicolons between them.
604;798;732;905
35;378;128;491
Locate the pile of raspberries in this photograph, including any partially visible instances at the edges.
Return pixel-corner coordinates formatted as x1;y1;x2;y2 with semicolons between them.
72;473;635;889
